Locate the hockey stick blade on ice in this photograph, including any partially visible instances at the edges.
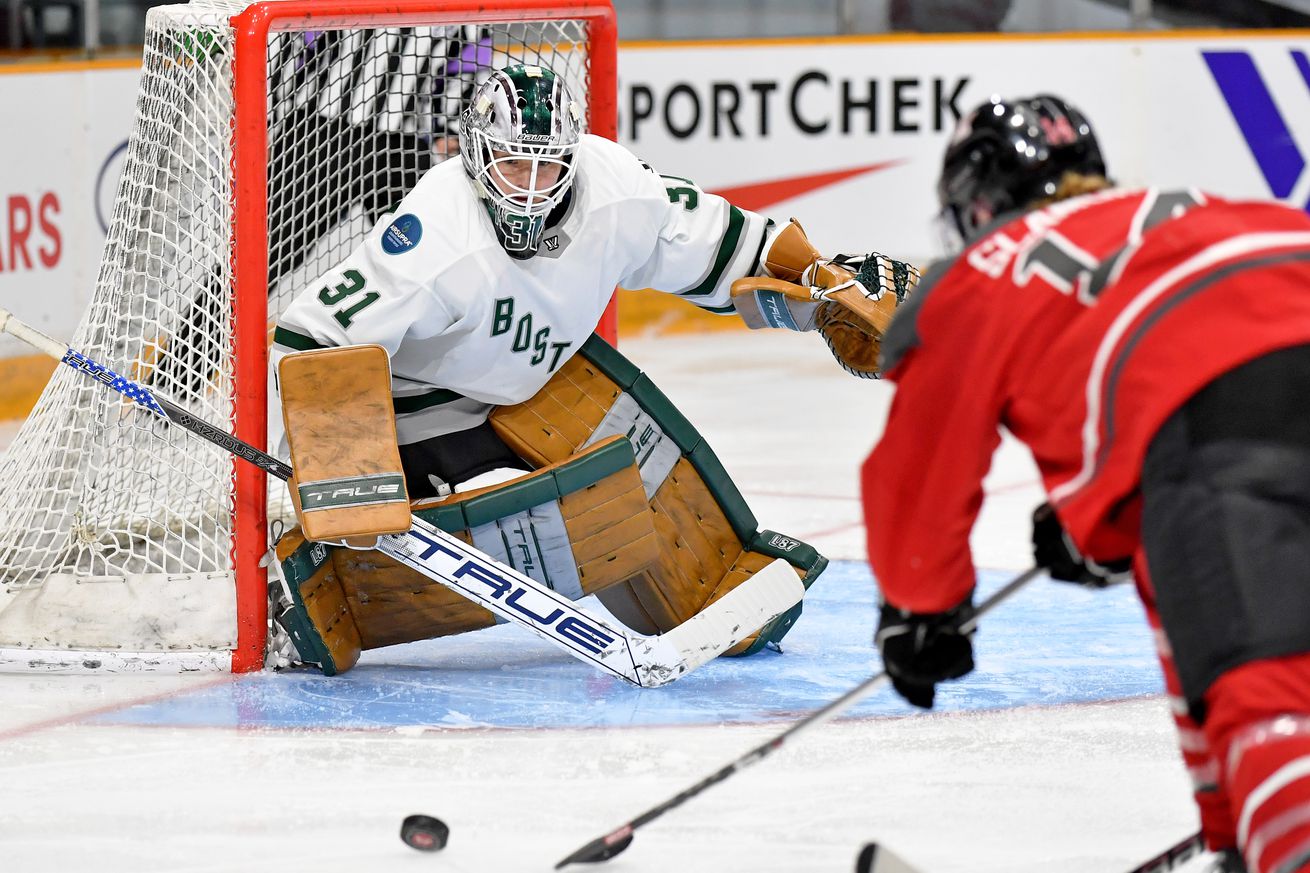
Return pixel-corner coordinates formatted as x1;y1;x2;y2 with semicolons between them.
1126;831;1205;873
851;830;1206;873
855;843;924;873
852;830;1207;873
0;307;803;687
555;567;1042;868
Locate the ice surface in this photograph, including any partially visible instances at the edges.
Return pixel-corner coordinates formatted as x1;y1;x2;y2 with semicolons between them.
0;331;1207;872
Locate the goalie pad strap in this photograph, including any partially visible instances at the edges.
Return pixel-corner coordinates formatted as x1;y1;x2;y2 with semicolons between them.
280;345;410;543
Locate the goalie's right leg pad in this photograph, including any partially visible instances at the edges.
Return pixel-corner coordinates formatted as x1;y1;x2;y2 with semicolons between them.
271;533;362;676
490;335;827;657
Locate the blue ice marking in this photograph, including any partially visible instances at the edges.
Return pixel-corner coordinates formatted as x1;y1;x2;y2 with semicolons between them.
92;563;1163;731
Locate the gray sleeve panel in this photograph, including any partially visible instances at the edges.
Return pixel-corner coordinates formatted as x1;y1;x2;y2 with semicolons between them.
877;255;961;374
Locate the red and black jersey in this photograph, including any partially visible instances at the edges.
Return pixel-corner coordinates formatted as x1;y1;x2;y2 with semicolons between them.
864;189;1310;613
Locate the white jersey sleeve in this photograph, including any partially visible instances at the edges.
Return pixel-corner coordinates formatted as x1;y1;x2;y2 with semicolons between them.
618;166;777;314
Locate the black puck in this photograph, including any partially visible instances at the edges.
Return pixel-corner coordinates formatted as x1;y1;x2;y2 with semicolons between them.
400;814;449;852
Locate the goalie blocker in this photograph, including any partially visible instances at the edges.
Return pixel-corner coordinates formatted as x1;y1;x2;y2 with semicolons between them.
278;344;412;547
272;335;827;675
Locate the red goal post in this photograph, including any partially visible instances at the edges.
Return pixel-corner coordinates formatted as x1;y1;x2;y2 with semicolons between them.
228;0;618;671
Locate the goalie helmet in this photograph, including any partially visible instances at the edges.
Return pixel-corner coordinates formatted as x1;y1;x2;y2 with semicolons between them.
937;94;1106;249
460;64;583;258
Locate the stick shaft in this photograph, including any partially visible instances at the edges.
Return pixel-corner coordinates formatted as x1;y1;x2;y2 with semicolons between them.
558;567;1041;866
1124;832;1205;873
0;307;293;481
634;567;1038;824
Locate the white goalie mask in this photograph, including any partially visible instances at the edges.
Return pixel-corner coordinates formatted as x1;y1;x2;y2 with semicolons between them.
460;64;583;259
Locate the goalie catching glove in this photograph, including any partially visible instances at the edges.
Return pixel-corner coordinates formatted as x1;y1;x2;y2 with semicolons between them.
730;220;920;378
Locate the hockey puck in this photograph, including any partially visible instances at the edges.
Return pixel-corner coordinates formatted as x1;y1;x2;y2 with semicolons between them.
400;814;449;852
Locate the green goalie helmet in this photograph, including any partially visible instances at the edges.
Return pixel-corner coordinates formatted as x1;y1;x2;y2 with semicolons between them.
460;64;583;259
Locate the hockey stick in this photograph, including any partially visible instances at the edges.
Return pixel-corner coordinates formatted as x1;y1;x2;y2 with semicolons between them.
853;829;1206;873
555;566;1042;868
0;307;803;687
854;843;922;873
1125;831;1205;873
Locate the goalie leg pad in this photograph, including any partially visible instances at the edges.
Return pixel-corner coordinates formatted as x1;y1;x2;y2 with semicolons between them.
491;336;827;657
275;435;661;671
279;345;411;545
272;532;362;676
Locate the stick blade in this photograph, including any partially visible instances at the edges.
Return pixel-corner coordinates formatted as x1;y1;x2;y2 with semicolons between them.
855;842;924;873
555;826;634;869
645;558;805;686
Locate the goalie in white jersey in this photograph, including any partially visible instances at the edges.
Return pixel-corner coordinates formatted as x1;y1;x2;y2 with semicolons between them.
268;64;917;676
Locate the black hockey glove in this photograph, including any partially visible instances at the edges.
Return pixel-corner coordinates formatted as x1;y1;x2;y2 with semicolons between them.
875;597;976;710
1031;503;1132;588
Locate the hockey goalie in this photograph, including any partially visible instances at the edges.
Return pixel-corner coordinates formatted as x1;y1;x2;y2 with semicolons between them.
267;63;917;675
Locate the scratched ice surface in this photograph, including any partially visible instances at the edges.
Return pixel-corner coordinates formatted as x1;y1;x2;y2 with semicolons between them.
0;333;1208;873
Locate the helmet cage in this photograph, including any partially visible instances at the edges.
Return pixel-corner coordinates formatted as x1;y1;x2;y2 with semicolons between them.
468;128;577;215
460;65;583;257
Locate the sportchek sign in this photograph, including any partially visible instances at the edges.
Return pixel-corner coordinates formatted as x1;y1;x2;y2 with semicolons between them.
617;33;1310;263
2;33;1310;369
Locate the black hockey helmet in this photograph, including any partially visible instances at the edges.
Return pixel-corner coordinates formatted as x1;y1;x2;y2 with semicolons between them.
937;94;1107;247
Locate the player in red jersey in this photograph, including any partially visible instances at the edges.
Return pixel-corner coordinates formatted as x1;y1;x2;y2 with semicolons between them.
866;94;1310;873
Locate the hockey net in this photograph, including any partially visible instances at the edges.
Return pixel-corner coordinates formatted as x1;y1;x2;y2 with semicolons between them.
0;0;616;672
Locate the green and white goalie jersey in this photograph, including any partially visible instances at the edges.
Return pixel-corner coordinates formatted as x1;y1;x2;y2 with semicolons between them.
272;134;775;446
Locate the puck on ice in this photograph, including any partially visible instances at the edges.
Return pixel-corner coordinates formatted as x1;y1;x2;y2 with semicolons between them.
400;814;449;851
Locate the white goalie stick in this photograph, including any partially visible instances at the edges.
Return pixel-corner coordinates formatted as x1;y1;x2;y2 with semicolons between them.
0;308;804;687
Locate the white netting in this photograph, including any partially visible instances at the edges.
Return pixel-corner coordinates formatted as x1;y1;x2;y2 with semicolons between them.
0;0;594;664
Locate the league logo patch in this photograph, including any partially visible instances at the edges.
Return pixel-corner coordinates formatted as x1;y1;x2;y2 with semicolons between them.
382;214;423;254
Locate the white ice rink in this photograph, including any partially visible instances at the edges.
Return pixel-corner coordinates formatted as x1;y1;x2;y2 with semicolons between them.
0;330;1211;873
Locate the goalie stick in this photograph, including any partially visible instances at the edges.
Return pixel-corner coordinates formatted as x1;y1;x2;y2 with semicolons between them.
1125;832;1206;873
0;307;803;687
555;566;1041;868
